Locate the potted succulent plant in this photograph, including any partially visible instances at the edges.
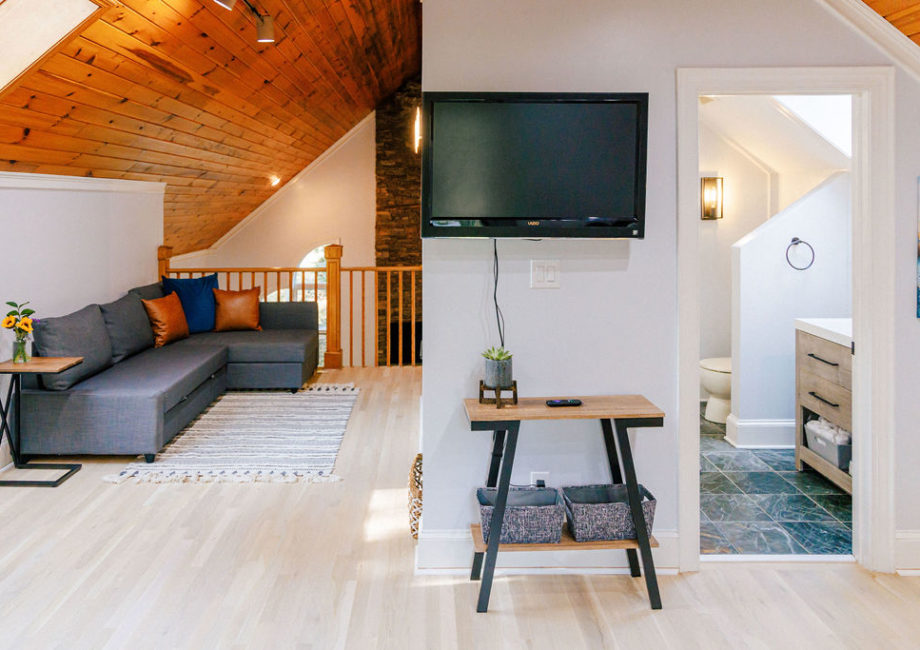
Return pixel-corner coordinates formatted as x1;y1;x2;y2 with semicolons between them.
482;346;513;389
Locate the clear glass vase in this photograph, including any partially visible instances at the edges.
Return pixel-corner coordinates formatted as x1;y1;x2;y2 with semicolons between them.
12;339;29;364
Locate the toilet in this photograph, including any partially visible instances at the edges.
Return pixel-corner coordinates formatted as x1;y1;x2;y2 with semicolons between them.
700;357;732;424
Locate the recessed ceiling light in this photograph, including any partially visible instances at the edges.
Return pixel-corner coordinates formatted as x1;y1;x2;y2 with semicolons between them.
270;175;281;187
257;15;275;43
213;0;237;9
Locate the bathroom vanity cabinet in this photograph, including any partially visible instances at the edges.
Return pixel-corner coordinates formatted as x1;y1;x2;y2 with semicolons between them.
794;318;853;494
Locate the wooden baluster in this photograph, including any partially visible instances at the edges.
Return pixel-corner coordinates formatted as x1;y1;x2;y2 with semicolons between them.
261;272;267;300
361;271;366;367
348;270;354;368
386;271;392;367
288;271;293;303
314;271;319;302
411;270;416;367
323;244;343;369
276;270;281;301
398;270;404;367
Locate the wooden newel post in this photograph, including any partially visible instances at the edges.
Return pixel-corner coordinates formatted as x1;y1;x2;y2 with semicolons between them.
323;244;344;369
157;245;173;280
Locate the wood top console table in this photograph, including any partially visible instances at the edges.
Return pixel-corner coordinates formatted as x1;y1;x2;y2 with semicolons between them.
464;395;665;613
0;357;84;487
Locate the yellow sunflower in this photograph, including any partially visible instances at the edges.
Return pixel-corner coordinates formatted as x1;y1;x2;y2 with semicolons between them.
1;315;15;329
16;317;33;333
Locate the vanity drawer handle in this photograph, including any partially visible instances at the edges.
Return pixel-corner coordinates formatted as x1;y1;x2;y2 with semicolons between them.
808;391;839;408
807;353;839;367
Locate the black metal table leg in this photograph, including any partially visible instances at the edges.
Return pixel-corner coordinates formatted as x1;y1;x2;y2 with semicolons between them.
613;419;661;610
472;430;507;581
486;430;506;487
476;422;519;613
0;374;81;488
601;419;641;577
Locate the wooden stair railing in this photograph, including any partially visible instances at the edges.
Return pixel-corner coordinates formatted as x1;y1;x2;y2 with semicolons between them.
157;244;421;369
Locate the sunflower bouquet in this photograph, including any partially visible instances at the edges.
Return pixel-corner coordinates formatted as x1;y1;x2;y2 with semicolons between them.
3;301;35;364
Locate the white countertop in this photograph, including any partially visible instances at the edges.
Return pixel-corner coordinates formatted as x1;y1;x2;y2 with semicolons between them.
795;318;852;348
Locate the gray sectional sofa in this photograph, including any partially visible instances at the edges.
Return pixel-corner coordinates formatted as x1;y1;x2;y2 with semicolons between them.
20;282;319;462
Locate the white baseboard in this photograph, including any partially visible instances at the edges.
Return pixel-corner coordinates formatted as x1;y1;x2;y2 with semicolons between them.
895;530;920;572
415;528;679;574
725;414;795;448
700;554;854;563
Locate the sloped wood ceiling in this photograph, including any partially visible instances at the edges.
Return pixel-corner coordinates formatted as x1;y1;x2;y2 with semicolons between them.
865;1;920;43
0;0;421;254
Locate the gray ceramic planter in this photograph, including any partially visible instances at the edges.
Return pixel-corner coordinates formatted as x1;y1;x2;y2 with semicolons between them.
484;358;513;389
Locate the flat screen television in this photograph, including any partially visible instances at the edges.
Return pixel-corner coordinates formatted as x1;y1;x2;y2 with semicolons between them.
421;92;649;239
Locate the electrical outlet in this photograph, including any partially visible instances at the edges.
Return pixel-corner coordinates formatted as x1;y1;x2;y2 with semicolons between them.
530;260;560;289
530;471;550;487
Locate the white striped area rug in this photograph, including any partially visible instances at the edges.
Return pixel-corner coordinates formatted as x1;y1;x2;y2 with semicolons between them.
105;385;359;484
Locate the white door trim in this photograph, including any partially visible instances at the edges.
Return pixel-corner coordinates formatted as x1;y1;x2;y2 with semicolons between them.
676;67;896;573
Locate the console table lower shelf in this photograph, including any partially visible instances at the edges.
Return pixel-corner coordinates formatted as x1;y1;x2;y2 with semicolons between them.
470;524;659;553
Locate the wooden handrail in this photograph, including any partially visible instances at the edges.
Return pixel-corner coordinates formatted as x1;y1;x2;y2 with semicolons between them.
155;244;422;369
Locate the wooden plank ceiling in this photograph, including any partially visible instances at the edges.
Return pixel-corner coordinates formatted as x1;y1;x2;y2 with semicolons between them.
0;0;421;255
865;1;920;44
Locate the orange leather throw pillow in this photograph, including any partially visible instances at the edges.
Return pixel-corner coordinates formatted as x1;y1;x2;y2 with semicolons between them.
142;292;190;347
213;287;261;332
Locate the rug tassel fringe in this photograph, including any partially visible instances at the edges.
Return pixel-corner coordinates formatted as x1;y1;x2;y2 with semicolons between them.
104;472;342;485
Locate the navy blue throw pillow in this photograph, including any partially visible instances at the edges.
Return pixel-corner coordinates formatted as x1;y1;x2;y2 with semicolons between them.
161;274;219;333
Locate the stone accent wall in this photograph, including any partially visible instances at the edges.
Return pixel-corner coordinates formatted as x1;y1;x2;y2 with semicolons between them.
375;77;422;364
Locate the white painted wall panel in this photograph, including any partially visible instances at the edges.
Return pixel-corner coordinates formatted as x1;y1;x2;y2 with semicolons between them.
419;0;920;570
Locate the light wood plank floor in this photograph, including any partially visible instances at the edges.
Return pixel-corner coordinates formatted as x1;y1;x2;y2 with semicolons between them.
0;367;917;649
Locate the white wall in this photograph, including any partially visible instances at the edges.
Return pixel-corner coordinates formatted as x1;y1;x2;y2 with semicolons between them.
0;172;165;465
728;173;851;447
172;115;376;271
418;0;920;572
0;0;96;91
699;124;771;365
171;115;377;367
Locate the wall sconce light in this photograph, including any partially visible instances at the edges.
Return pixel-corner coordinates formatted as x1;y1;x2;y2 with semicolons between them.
413;106;422;154
700;177;724;220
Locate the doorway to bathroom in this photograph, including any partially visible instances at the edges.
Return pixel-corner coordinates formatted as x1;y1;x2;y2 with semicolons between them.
696;93;854;556
676;67;897;573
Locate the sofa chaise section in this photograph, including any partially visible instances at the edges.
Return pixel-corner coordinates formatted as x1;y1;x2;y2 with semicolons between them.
175;306;318;390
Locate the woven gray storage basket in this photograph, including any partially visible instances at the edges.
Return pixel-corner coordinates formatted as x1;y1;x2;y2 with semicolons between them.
477;486;564;544
562;484;656;542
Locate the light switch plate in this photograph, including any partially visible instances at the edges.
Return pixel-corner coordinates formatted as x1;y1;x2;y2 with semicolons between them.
530;260;560;289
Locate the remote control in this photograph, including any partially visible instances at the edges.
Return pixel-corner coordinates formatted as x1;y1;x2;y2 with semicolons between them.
546;399;582;407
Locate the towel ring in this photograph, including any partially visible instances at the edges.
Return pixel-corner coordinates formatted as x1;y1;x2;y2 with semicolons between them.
786;237;815;271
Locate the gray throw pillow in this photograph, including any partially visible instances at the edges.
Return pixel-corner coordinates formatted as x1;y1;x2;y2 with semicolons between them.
32;305;114;390
129;282;165;301
99;293;155;363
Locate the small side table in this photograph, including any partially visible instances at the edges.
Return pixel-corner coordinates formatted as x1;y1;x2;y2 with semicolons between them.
0;357;83;487
465;395;665;613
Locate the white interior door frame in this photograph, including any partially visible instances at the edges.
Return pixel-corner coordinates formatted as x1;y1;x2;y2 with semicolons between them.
676;67;896;572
